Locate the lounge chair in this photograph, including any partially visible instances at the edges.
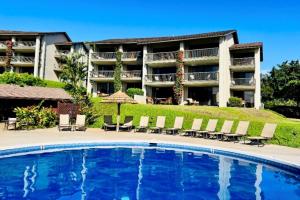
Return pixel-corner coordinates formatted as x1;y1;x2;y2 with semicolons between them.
247;123;277;146
58;114;71;131
6;118;17;130
223;121;250;142
135;116;149;132
119;116;133;131
196;119;218;138
166;117;184;135
149;116;166;134
181;118;203;137
74;115;86;131
103;115;116;131
208;120;234;140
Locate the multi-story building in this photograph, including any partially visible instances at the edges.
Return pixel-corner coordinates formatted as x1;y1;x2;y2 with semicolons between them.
0;30;87;82
87;30;263;109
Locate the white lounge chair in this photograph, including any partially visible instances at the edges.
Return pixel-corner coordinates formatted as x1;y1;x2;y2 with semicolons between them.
149;116;166;134
196;119;218;138
74;115;86;131
135;116;149;132
58;114;71;131
181;118;203;137
247;123;277;146
166;117;184;135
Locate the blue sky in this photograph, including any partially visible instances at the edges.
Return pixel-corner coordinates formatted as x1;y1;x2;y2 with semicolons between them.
0;0;299;72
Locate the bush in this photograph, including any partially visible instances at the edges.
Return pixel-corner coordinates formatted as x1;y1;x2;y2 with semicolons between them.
228;97;243;107
126;88;144;98
14;103;57;129
264;99;297;108
0;72;46;87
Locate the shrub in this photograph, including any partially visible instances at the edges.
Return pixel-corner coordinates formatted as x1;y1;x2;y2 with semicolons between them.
0;72;46;87
264;99;297;108
14;103;57;129
228;97;243;107
126;88;144;98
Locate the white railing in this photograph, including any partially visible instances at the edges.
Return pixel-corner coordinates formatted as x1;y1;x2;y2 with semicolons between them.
145;51;178;62
184;72;218;81
122;51;141;60
184;47;219;59
90;70;114;78
14;41;35;48
121;70;142;79
91;52;116;60
55;50;71;56
0;41;6;48
231;57;255;66
0;56;6;62
231;78;255;86
145;73;176;82
11;56;34;63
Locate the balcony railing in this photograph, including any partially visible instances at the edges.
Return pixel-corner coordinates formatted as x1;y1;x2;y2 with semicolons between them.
184;72;218;81
0;56;6;62
90;70;114;78
14;41;35;48
145;73;176;82
91;52;116;60
121;70;142;79
11;56;34;63
0;41;6;48
231;57;255;66
145;51;177;62
184;47;219;59
231;78;255;86
122;51;141;60
55;50;71;57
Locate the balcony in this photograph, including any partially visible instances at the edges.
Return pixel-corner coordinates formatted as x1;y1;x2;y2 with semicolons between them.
55;50;71;59
183;72;219;86
91;52;116;65
13;41;35;52
122;51;141;64
230;57;255;72
145;51;177;67
90;70;114;82
0;56;6;66
11;56;34;67
184;47;219;65
0;41;6;51
144;73;175;86
121;70;142;82
231;78;255;90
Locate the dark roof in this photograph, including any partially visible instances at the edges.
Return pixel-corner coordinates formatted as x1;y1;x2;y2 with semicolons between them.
0;30;71;42
54;41;88;52
0;84;72;101
230;42;263;61
89;30;238;45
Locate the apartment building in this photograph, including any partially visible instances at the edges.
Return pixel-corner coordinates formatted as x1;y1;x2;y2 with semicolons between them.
0;30;87;82
87;30;263;109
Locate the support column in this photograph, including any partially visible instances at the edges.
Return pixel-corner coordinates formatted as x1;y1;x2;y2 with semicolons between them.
142;45;147;97
218;35;234;107
254;48;261;109
33;36;41;77
39;39;46;79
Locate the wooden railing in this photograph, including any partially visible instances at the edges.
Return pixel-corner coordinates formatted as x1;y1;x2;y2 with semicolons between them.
184;72;218;81
121;70;142;79
145;51;178;62
14;41;35;48
11;56;34;63
184;47;219;59
90;70;114;78
145;73;176;82
231;57;255;66
231;78;255;86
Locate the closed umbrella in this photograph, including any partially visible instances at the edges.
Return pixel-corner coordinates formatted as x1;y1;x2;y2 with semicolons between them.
102;90;136;132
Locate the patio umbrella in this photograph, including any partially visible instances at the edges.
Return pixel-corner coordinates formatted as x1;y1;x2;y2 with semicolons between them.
102;90;137;132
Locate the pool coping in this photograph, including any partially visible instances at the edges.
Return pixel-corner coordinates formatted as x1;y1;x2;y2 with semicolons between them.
0;140;299;175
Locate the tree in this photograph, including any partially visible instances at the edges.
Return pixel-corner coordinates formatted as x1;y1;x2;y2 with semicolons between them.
284;80;300;106
60;53;87;102
114;51;122;92
173;51;184;104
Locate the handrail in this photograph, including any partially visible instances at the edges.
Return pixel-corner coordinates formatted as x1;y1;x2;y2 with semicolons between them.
0;41;6;47
0;56;6;62
184;72;218;81
91;52;116;60
145;51;178;62
145;73;176;82
231;57;255;66
122;51;141;59
90;70;114;78
14;41;35;47
231;78;255;86
55;50;71;56
121;70;142;78
11;56;34;63
184;47;219;59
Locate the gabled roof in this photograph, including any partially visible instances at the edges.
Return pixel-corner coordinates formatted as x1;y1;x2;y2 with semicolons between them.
54;41;88;52
0;84;72;101
89;30;238;45
0;30;71;41
230;42;263;61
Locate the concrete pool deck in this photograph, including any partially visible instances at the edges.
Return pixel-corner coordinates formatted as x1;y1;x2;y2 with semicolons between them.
0;127;300;167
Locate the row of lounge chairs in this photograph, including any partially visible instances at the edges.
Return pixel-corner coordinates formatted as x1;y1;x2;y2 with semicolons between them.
103;115;277;146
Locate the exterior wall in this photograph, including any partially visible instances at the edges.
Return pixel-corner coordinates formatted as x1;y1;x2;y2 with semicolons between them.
218;34;235;107
254;48;261;109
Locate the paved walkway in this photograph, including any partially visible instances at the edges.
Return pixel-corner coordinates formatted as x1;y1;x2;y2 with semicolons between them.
0;127;300;167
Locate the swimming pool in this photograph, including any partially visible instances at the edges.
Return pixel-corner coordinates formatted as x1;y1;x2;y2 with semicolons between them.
0;143;299;199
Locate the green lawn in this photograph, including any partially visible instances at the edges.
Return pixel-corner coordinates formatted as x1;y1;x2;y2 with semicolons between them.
90;97;300;148
44;80;66;89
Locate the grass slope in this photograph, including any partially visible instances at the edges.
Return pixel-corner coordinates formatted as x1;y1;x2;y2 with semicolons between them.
90;98;300;148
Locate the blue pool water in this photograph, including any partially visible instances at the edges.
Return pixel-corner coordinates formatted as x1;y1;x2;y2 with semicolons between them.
0;147;299;200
